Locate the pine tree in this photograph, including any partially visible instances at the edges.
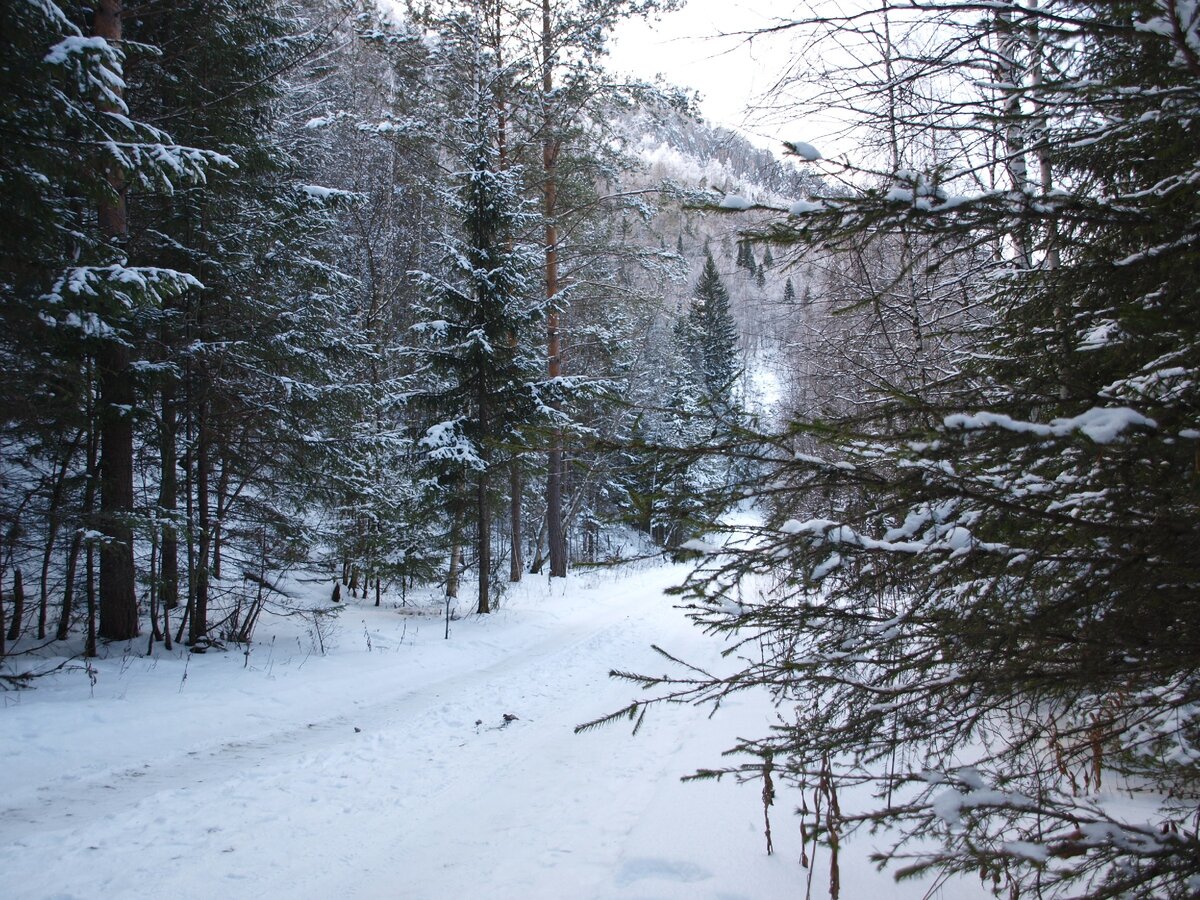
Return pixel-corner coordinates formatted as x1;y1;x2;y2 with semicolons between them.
678;252;739;407
410;9;543;614
734;238;752;271
612;317;717;552
413;144;541;614
1;0;225;647
623;250;743;549
782;278;796;305
124;0;354;646
483;0;683;578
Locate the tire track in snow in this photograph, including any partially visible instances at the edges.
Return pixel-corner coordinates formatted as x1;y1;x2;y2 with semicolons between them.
0;565;700;900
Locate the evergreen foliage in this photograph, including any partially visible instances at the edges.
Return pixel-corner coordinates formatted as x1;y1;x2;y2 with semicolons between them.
0;0;741;674
604;2;1200;896
122;0;357;645
408;7;545;613
734;238;752;271
676;252;739;408
411;141;543;612
1;0;228;646
615;250;744;551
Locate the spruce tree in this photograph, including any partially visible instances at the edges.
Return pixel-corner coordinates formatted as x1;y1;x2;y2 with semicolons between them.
447;0;684;579
734;239;751;271
678;252;739;408
410;13;542;614
627;251;742;549
1;0;224;645
124;0;354;645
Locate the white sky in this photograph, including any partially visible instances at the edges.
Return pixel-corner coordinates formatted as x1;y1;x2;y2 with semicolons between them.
606;1;803;153
381;0;827;157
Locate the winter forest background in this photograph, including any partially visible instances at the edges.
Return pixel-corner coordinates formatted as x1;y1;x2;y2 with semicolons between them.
2;1;1199;898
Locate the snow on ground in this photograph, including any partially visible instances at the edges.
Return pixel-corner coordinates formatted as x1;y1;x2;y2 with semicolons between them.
0;561;988;899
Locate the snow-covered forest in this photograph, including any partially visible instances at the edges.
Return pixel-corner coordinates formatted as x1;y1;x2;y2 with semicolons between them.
2;1;1199;898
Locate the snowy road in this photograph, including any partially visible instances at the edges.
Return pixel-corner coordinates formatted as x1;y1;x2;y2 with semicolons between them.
0;563;979;899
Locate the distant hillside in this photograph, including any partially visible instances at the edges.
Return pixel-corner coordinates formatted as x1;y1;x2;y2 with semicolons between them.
617;107;821;202
610;107;824;424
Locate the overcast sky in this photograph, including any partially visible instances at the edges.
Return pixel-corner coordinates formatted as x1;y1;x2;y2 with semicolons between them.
380;1;818;156
606;1;801;153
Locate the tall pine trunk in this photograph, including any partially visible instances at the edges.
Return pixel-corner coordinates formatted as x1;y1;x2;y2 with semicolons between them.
509;460;523;581
190;399;211;647
477;382;491;615
97;345;137;640
542;0;566;579
447;503;462;602
490;2;524;586
159;373;179;610
5;570;24;644
94;0;138;641
212;439;230;579
447;479;465;601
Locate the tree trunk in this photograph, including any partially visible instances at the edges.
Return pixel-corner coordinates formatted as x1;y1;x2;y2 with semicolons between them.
94;0;138;641
97;341;138;640
61;421;99;642
159;368;179;610
40;438;78;639
1027;3;1067;391
492;6;523;587
183;394;196;645
146;536;158;654
212;441;231;579
529;511;548;575
161;579;172;651
56;533;81;642
478;384;492;615
85;542;97;657
5;570;24;644
190;401;210;647
447;496;462;601
542;0;566;579
509;459;523;581
996;4;1033;269
148;527;161;643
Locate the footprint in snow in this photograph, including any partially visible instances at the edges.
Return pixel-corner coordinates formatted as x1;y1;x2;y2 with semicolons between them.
615;857;712;886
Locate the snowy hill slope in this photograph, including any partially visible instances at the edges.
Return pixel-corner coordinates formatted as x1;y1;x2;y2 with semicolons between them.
617;109;821;427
